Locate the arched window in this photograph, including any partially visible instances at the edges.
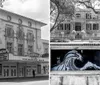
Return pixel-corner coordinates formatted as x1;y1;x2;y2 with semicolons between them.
18;19;22;24
7;15;11;21
28;21;32;27
17;26;25;40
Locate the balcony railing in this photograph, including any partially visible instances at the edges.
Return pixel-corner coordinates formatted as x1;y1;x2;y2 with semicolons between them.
29;52;40;57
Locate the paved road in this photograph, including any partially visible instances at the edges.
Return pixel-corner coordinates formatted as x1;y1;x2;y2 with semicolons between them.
0;80;49;85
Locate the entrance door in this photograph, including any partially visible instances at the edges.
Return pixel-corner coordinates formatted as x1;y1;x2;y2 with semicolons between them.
18;63;26;77
75;33;82;40
75;22;81;31
3;66;9;77
0;64;2;76
43;66;46;74
11;66;17;77
37;65;41;74
19;67;24;77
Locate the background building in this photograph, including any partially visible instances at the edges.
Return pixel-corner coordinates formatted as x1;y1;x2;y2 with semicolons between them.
0;9;48;78
51;8;100;42
41;39;49;75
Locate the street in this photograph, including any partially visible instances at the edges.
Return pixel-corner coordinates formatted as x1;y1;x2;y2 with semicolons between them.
0;80;49;85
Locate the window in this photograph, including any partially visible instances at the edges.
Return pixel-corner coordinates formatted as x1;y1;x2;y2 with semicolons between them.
75;22;81;31
17;26;24;40
76;13;81;18
14;69;16;76
86;13;91;19
58;24;70;31
60;24;63;30
28;21;32;27
86;23;92;30
11;69;13;76
6;26;14;38
18;44;24;56
18;19;22;24
7;42;13;53
65;24;70;30
4;69;9;77
68;24;70;30
0;64;2;75
11;69;16;76
27;32;34;42
93;23;99;30
7;16;11;21
28;45;33;55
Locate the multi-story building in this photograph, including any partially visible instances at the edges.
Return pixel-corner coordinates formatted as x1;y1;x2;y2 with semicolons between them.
50;8;100;70
51;8;100;42
41;39;49;75
0;9;48;78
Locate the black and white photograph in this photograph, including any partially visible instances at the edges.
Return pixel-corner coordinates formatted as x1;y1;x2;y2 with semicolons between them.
50;0;100;84
50;0;100;42
0;0;49;85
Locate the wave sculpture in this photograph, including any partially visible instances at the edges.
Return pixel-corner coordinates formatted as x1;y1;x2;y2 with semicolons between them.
52;50;100;71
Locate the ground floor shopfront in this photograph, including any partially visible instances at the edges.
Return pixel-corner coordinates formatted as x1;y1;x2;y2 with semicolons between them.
0;61;49;78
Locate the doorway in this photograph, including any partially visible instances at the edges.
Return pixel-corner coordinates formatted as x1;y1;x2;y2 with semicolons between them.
75;22;81;31
75;33;82;40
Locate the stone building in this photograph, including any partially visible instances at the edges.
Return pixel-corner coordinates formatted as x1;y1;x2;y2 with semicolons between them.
0;9;48;78
51;8;100;42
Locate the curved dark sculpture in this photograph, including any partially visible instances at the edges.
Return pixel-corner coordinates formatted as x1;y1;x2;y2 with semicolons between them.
52;50;100;71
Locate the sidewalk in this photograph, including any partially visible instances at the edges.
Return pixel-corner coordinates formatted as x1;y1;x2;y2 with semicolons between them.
0;76;49;82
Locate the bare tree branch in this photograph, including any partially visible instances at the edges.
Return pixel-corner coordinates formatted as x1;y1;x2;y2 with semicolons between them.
77;0;100;14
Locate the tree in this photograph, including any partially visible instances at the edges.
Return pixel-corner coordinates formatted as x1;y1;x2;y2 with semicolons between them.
50;0;75;32
75;0;100;14
50;0;100;32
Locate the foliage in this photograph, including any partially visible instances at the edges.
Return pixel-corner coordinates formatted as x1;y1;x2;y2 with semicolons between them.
50;0;75;32
50;0;100;32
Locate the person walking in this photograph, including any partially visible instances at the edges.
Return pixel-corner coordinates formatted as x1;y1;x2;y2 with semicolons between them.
32;69;35;78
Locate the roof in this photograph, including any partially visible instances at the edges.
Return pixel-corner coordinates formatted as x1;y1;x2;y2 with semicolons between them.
0;8;46;26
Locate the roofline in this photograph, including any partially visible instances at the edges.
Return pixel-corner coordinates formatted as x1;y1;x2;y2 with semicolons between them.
0;8;46;26
41;39;49;44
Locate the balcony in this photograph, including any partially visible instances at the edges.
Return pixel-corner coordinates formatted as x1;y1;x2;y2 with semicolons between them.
42;53;49;58
29;52;40;57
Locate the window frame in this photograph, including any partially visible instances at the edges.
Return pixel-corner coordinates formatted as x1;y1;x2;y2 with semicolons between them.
18;44;24;56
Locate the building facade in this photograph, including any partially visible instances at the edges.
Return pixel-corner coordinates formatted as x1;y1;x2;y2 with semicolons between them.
0;9;48;78
51;8;100;42
41;39;49;75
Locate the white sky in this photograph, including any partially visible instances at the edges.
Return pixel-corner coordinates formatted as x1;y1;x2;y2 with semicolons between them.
2;0;50;40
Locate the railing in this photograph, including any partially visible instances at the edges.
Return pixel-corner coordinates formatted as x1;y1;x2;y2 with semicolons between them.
42;53;49;57
29;52;40;57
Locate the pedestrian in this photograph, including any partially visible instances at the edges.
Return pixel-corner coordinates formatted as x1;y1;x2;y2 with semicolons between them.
32;69;35;78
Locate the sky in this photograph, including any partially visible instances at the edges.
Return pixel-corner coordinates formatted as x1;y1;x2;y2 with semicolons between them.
2;0;50;40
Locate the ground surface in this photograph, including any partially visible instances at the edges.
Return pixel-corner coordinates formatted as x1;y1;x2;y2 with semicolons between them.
0;76;49;85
